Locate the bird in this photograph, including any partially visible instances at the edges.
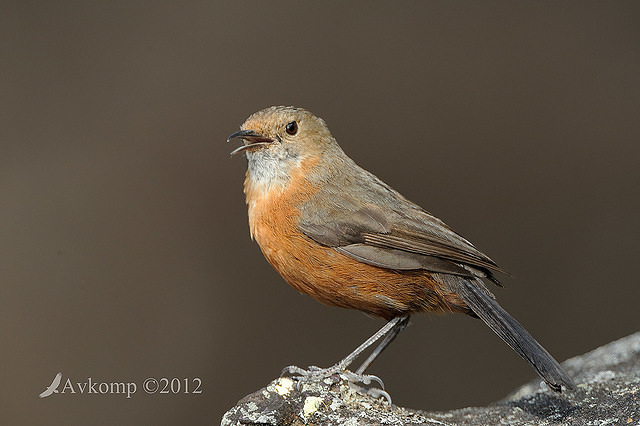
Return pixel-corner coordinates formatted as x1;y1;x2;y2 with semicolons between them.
39;372;62;398
228;105;575;393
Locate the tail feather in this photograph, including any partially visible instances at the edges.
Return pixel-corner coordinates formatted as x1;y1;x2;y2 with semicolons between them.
454;279;576;392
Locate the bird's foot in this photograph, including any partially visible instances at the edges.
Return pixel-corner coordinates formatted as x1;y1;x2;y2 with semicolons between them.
280;364;391;404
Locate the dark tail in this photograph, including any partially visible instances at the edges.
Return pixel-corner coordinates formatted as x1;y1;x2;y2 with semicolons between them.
455;280;576;392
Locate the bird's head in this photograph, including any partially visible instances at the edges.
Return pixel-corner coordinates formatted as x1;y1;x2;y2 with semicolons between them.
228;107;347;187
229;106;337;157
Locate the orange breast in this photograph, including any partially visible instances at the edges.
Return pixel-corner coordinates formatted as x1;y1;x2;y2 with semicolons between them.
244;158;468;320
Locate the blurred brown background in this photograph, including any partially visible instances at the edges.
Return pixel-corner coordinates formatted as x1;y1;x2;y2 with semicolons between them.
2;2;639;424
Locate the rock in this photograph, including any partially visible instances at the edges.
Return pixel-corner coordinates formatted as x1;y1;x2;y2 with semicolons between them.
221;332;640;425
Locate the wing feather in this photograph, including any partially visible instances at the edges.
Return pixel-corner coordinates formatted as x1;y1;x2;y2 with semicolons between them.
297;166;506;280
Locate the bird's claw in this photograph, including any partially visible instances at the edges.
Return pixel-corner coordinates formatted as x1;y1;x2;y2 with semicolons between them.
341;370;391;404
280;364;341;390
279;364;390;403
347;381;393;405
341;370;385;389
280;365;312;377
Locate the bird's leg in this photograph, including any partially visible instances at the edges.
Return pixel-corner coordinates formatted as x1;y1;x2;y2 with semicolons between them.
355;314;410;375
334;314;410;373
281;315;410;403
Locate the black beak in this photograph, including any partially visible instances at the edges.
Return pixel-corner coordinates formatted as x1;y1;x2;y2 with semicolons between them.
227;130;274;155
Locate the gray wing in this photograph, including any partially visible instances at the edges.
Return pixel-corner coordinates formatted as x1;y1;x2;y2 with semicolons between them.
298;173;505;281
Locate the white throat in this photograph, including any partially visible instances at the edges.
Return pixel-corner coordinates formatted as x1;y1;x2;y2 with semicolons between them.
245;149;304;194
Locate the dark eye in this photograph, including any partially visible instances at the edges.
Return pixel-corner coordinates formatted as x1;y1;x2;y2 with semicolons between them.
285;121;298;135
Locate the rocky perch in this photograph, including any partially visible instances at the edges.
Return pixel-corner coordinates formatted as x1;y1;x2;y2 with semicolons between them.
222;332;640;425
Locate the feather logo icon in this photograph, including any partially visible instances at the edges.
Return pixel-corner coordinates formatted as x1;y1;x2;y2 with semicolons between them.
39;372;62;398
